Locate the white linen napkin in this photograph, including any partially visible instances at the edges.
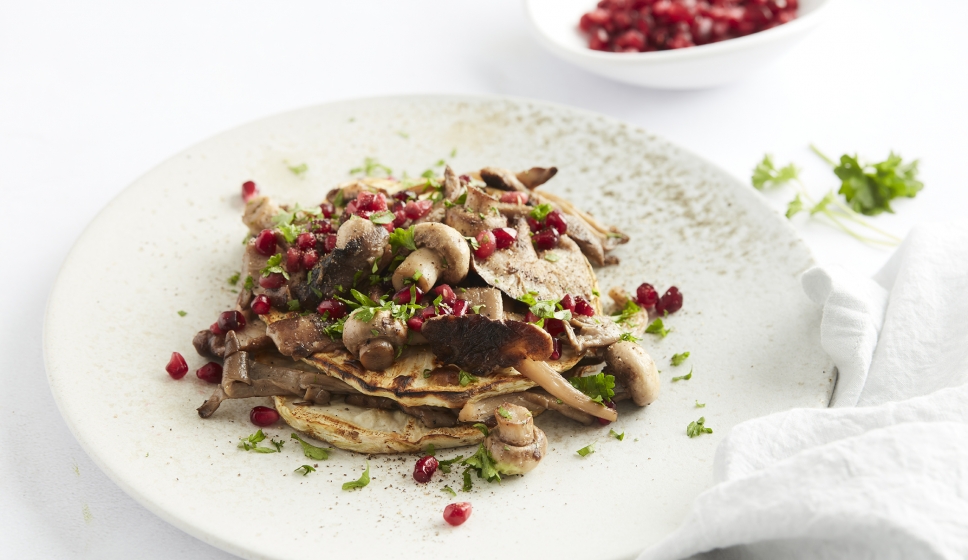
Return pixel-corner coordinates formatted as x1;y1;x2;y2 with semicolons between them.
637;223;968;560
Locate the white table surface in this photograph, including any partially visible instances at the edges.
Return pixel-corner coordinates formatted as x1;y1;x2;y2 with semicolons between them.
2;0;965;558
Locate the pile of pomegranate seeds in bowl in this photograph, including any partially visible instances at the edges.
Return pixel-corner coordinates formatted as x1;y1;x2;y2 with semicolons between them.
579;0;798;52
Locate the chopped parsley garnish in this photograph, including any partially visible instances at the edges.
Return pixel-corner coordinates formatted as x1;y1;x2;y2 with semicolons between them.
369;210;395;225
687;417;713;438
287;299;301;312
671;351;690;366
288;163;308;175
462;443;501;484
243;275;255;291
462;467;474;491
619;332;639;342
645;318;670;337
227;272;241;285
568;373;615;404
497;406;512;420
295;465;315;476
270;439;285;452
544;252;559;262
695;400;706;408
576;444;595;457
341;461;371;490
450;147;457;158
518;292;572;327
397;131;409;139
277;222;303;243
459;369;478;386
388;226;417;251
424;444;436;457
613;299;642;324
441;485;457;497
177;310;187;317
529;203;553;222
671;368;693;382
472;423;489;437
609;429;625;441
291;433;330;460
752;154;799;190
437;454;465;474
464;235;480;250
350;157;392;178
261;253;289;280
238;430;278;453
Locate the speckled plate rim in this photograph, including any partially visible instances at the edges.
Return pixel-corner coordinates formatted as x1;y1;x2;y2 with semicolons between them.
43;94;835;560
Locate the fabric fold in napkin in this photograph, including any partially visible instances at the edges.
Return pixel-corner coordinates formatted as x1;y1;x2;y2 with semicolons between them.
638;223;968;560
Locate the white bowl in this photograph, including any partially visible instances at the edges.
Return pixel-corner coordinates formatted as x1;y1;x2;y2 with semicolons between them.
524;0;833;89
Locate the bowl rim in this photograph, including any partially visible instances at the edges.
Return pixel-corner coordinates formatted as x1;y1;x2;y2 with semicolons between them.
524;0;835;64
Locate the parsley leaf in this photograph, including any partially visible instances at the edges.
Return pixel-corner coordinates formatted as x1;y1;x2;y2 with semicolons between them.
243;275;255;291
424;444;436;457
350;157;392;178
645;318;670;337
619;332;639;342
287;299;301;312
462;443;501;483
177;310;187;317
261;253;289;280
388;226;417;252
568;373;615;404
828;150;923;216
670;352;690;366
497;406;512;420
544;252;560;262
277;222;303;243
291;433;330;460
472;423;489;437
609;429;625;441
529;203;553;222
462;467;474;491
671;368;693;382
341;461;370;490
752;154;799;190
288;163;308;176
613;299;642;324
786;193;804;219
295;464;315;476
458;370;478;387
576;444;595;457
687;417;713;438
695;400;706;408
227;272;241;285
437;454;465;474
238;430;278;453
369;210;395;225
441;485;457;497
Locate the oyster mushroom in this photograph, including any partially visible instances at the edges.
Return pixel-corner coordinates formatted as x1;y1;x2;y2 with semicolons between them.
390;222;470;292
604;341;660;406
421;315;618;422
515;167;558;189
242;196;281;234
341;308;408;371
484;403;548;475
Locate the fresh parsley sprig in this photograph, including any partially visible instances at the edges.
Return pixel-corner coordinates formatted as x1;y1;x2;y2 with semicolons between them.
568;373;616;405
342;461;371;490
686;417;713;438
291;433;330;460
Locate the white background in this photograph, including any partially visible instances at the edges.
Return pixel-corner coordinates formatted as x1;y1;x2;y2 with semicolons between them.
1;0;965;558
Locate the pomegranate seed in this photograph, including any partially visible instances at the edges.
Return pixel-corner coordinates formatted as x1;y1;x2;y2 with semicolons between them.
319;201;336;218
452;299;469;317
550;337;562;361
286;247;303;272
260;273;286;289
655;286;683;314
407;315;424;332
393;190;417;202
413;455;439;483
574;297;595;317
302;249;319;269
532;227;560;251
343;199;360;219
296;232;316;250
635;283;658;307
458;174;471;184
217;310;246;332
597;400;617;425
209;322;224;336
165;352;189;379
241;181;258;202
420;305;439;320
250;294;271;315
393;286;423;304
196;362;223;384
615;29;646;50
474;231;496;260
433;285;457;306
560;294;575;311
492;227;517;249
250;406;279;427
525;310;540;324
356;192;388;213
499;191;529;205
526;216;543;233
323;234;338;253
545;318;566;337
311;220;332;234
544;210;568;235
404;199;433;221
254;229;277;256
443;502;472;526
317;299;348;320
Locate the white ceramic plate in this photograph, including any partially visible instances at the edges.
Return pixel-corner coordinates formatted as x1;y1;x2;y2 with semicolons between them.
44;95;833;560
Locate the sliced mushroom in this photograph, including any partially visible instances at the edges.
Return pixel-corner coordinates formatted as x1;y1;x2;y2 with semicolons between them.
457;287;504;321
193;313;272;360
484;403;548;475
265;314;343;359
444;187;508;237
531;190;629;253
458;389;593;426
341;309;408;371
480;167;529;192
421;315;617;422
391;222;470;292
562;314;624;353
604;341;660;406
515;167;558;189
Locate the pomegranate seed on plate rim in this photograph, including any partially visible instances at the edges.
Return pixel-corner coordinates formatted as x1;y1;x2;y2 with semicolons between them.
443;502;472;526
165;352;189;379
250;406;279;427
413;455;439;483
